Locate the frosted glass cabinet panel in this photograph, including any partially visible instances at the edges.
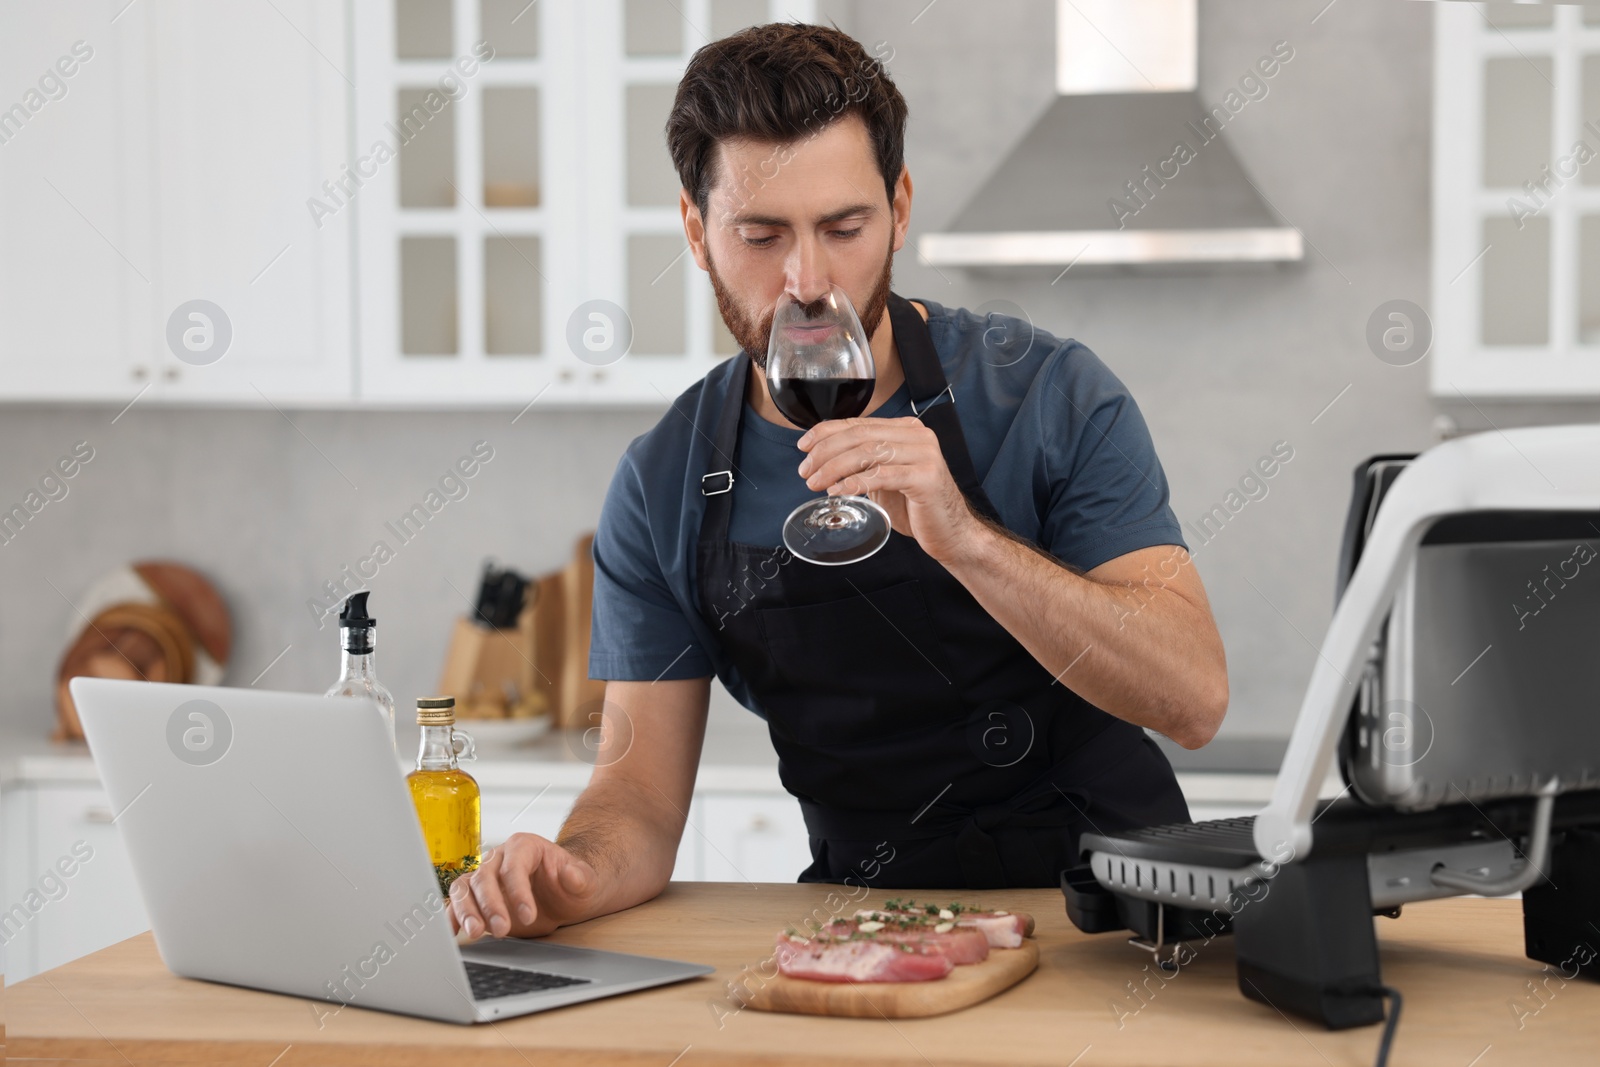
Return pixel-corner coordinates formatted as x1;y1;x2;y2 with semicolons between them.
1586;56;1600;187
483;86;542;207
486;235;543;354
625;84;681;207
397;88;458;208
1481;57;1551;188
628;234;689;355
624;0;683;55
396;0;454;56
480;0;539;56
1484;4;1555;30
1481;216;1550;347
401;236;459;354
712;0;772;39
1578;215;1600;344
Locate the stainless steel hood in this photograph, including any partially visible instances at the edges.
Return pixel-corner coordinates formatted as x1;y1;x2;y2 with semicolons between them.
918;0;1303;269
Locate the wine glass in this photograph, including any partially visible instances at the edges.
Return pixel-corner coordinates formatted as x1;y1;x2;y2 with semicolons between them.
766;285;892;565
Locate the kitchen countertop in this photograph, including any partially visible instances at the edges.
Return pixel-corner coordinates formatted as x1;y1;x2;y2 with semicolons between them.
12;884;1592;1065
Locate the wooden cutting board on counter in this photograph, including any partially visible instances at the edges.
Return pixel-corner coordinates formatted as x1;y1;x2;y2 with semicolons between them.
737;940;1039;1019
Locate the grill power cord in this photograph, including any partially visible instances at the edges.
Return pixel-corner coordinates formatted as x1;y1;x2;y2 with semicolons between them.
1370;984;1403;1067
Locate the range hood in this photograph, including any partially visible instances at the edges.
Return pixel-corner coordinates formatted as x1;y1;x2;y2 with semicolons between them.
918;0;1302;269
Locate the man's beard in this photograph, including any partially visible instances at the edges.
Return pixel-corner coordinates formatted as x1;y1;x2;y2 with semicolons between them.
708;244;894;372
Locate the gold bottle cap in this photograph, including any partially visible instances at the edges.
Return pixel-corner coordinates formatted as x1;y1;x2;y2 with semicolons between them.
416;696;456;725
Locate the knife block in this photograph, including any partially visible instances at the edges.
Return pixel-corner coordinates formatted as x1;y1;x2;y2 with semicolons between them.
533;532;606;729
435;603;545;721
435;534;603;728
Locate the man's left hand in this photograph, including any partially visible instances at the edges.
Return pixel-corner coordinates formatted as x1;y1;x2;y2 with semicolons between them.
797;416;979;564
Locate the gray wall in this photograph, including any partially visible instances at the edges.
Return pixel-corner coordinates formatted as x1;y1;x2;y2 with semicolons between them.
2;1;1591;741
0;407;662;736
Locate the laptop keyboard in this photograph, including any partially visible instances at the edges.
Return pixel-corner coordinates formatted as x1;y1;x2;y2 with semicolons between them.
465;960;594;1000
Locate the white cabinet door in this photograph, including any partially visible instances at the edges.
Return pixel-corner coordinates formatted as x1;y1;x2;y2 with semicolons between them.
481;786;700;882
481;785;580;847
352;0;577;403
141;0;353;403
6;785;149;983
0;2;352;404
0;5;149;401
697;792;811;885
2;786;34;978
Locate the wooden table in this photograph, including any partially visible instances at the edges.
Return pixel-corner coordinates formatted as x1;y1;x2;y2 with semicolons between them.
10;884;1598;1065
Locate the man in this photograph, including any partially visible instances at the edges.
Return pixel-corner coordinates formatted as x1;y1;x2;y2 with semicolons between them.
448;22;1227;941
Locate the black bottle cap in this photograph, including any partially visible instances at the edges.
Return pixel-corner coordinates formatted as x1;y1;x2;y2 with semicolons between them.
339;592;376;652
339;591;375;626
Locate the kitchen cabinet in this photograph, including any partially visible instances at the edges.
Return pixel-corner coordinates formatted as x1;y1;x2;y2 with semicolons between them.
484;786;701;881
695;791;814;884
352;0;814;406
1;730;1293;983
0;4;146;400
481;785;582;846
0;0;353;405
4;0;825;408
2;784;30;976
1;784;149;983
138;0;354;404
1433;3;1600;397
0;778;703;983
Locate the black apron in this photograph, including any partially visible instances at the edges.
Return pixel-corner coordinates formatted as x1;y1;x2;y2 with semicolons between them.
694;293;1190;889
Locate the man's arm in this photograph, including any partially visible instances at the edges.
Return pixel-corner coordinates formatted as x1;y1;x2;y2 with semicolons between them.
448;676;710;939
797;417;1228;750
940;522;1227;749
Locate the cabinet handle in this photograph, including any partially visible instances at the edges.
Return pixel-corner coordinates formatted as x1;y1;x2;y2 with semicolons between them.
749;814;770;832
84;806;115;824
163;366;180;381
131;366;148;380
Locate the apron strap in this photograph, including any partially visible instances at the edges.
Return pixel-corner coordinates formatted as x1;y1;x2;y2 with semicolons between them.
885;294;1003;524
700;352;750;543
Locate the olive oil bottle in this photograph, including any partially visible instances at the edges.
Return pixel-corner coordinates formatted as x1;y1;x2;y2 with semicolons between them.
406;696;481;896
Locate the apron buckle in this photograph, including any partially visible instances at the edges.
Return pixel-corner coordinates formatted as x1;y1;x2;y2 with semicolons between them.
910;384;955;418
700;470;734;495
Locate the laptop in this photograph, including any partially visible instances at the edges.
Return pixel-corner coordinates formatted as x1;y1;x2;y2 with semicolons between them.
69;677;713;1024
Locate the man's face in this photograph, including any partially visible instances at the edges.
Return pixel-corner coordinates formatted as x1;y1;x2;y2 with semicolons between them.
684;114;910;369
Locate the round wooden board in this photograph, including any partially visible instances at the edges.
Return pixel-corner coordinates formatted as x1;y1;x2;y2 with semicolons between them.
739;939;1039;1019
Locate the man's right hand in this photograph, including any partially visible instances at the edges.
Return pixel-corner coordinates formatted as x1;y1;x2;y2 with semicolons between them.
445;677;711;941
448;833;600;940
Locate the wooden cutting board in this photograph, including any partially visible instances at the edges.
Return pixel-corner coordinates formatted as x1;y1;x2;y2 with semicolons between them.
738;940;1039;1019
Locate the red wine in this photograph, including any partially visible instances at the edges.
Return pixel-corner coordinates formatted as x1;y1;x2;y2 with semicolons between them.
769;377;875;430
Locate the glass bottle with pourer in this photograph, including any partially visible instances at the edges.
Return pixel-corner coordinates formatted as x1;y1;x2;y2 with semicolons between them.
324;591;398;753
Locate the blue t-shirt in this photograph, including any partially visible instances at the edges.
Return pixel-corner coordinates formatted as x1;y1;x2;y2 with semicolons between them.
588;298;1186;713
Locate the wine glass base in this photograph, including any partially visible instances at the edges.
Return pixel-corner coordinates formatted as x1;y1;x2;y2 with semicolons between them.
782;495;891;565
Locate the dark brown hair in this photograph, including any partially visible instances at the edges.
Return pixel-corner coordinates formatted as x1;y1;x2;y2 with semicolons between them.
666;23;907;219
